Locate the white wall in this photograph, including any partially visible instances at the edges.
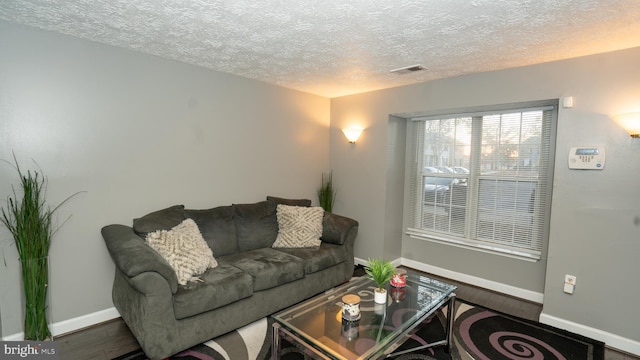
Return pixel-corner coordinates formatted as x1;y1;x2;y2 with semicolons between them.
0;21;330;337
330;47;640;353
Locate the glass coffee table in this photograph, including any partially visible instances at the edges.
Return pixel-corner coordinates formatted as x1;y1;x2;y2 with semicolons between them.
272;270;457;359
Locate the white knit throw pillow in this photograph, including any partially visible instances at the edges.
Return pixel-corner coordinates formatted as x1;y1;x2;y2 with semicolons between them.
272;205;324;248
146;218;218;285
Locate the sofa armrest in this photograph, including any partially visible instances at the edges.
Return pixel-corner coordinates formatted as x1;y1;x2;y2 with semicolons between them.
102;224;179;293
321;212;359;245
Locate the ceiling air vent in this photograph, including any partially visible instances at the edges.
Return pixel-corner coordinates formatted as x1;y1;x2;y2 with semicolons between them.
390;64;425;74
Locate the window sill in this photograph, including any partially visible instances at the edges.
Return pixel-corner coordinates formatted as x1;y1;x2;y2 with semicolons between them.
406;230;541;262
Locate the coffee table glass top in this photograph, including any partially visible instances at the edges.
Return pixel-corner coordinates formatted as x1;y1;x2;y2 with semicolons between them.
273;271;457;360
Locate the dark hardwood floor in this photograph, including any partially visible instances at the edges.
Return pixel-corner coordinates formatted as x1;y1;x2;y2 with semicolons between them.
55;267;639;360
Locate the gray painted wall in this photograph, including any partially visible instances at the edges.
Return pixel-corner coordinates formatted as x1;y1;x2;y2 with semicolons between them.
1;17;638;353
0;21;330;337
330;47;640;348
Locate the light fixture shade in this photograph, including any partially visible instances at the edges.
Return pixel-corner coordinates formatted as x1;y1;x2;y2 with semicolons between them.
615;112;640;138
342;128;363;143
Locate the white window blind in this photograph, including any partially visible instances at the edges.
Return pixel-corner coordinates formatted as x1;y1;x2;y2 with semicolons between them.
406;102;557;260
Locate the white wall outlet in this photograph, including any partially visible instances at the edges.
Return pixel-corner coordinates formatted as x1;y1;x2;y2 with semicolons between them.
563;283;575;294
563;274;577;294
565;275;576;285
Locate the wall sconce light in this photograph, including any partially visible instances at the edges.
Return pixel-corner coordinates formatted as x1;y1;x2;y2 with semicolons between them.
342;128;363;144
614;112;640;138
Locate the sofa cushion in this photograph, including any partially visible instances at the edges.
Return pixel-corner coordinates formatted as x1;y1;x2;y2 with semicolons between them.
267;196;312;207
221;248;305;291
145;219;218;285
272;205;324;249
172;263;253;319
274;242;347;274
232;201;278;252
133;205;186;236
185;206;238;256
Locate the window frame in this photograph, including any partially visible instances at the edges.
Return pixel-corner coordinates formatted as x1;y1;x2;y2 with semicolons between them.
404;100;558;261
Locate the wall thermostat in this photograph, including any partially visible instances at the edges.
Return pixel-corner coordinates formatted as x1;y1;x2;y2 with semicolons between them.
568;147;605;170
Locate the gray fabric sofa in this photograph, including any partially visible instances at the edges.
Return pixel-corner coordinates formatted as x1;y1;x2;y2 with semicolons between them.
101;196;358;360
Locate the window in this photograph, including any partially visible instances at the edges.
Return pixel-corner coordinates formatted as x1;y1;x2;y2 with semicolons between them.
406;101;557;260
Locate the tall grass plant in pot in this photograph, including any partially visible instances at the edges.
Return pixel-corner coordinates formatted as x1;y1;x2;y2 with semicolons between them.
317;171;336;212
1;156;78;340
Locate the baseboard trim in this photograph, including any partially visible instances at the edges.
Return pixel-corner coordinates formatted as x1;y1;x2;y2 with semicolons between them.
2;307;121;341
354;257;403;268
356;257;544;303
53;307;121;336
361;257;638;356
400;258;545;304
540;312;640;356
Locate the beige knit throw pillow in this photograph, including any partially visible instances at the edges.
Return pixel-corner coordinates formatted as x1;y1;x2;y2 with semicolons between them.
272;204;324;248
146;218;218;285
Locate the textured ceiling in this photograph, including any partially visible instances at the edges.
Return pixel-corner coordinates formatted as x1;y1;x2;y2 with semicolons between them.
1;0;640;98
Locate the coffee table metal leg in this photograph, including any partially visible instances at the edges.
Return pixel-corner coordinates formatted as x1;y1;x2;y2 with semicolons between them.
272;323;333;360
385;293;457;358
272;322;281;360
446;293;456;353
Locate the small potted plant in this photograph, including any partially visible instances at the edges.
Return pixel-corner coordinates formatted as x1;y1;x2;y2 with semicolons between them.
364;258;395;304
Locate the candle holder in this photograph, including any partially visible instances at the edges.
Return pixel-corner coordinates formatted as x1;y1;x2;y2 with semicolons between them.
390;268;407;288
341;294;361;322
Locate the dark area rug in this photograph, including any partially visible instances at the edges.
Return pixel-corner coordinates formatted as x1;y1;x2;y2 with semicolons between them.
451;300;604;360
114;267;604;360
